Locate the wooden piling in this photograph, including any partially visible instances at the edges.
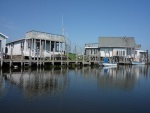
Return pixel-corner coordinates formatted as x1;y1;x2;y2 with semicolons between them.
1;48;3;67
75;44;77;65
42;45;45;66
21;47;23;67
82;53;84;66
10;46;13;68
37;47;39;67
147;50;148;64
61;50;63;65
52;48;54;66
61;43;63;65
29;47;31;66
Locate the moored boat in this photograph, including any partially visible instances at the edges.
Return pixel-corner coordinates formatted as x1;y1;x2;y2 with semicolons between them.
102;63;117;66
131;61;145;65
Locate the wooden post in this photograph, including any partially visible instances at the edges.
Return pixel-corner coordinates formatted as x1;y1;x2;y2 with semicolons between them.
61;42;63;65
147;50;148;64
40;40;42;66
29;47;31;66
21;47;24;67
1;48;3;67
37;47;39;67
43;51;45;66
41;42;44;65
34;39;36;60
52;48;54;66
82;51;84;66
66;33;69;66
50;40;51;60
66;43;68;66
75;44;77;65
95;51;96;63
10;46;13;68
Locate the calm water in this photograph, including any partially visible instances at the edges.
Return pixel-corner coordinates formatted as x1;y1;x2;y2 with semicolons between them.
0;65;150;113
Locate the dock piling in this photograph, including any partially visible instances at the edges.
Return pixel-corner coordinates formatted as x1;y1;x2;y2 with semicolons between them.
1;48;3;67
10;46;13;68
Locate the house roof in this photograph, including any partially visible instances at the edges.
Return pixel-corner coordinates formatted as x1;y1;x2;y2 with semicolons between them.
26;30;65;42
6;38;25;44
98;37;137;48
0;32;9;39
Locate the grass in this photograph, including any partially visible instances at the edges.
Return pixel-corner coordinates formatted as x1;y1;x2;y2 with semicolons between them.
68;53;76;60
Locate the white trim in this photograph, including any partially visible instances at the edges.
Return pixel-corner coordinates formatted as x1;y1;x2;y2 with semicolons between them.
0;32;9;39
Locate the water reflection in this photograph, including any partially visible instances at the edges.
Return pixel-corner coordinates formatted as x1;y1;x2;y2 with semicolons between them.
0;68;69;98
0;65;149;98
98;65;149;90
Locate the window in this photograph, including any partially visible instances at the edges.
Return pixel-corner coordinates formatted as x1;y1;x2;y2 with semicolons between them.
28;40;31;48
123;51;125;56
20;42;24;48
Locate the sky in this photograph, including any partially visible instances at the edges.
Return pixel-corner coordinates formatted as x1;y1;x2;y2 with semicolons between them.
0;0;150;51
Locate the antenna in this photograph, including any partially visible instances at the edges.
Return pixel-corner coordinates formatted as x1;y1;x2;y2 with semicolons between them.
62;14;64;36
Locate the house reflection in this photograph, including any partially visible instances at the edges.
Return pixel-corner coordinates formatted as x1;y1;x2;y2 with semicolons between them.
0;68;69;98
0;70;6;97
97;65;148;91
72;65;149;91
0;66;149;98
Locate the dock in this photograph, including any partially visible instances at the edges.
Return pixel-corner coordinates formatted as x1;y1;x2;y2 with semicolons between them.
1;57;101;68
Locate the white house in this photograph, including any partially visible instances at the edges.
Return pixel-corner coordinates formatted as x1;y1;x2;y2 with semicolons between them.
0;32;8;59
134;49;146;62
6;30;66;59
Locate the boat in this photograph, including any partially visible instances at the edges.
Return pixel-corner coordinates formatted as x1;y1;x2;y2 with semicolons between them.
102;57;117;67
102;63;117;67
131;61;145;65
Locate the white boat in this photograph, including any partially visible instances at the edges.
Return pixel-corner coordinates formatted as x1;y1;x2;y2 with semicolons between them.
102;63;117;66
131;61;145;65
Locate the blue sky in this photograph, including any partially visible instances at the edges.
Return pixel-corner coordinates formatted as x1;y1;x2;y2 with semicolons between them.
0;0;150;51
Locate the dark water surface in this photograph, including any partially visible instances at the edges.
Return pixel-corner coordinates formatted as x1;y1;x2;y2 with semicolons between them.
0;65;150;113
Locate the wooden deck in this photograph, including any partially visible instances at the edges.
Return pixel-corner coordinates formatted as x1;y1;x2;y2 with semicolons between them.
1;56;149;68
1;58;101;67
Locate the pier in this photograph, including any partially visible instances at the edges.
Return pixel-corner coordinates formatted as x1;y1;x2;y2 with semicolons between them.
2;57;100;68
0;54;141;68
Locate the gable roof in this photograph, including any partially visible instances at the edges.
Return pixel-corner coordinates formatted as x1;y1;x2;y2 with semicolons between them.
98;37;136;48
0;32;9;39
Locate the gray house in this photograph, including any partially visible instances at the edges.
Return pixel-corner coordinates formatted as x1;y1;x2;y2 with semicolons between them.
85;37;141;59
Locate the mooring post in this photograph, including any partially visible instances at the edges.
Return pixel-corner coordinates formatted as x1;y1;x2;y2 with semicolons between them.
37;47;39;67
10;46;13;68
52;48;54;66
1;48;3;67
75;44;77;65
61;50;62;66
41;43;44;66
29;47;31;66
67;46;69;66
82;51;84;66
61;43;63;66
43;51;45;67
21;47;24;67
39;45;41;67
